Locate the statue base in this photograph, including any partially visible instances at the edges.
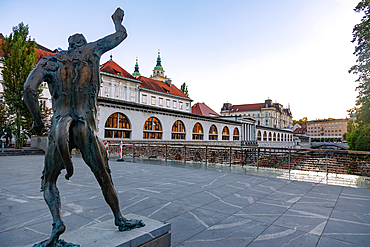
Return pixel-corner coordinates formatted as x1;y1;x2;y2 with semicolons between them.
30;214;170;247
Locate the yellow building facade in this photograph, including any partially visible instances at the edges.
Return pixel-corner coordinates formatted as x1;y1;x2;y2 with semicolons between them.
307;119;349;140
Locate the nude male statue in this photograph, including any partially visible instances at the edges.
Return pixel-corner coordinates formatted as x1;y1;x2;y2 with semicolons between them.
23;8;144;247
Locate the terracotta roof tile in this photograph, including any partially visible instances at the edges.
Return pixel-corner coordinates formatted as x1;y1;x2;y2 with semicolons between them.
137;76;190;99
35;49;55;61
192;102;219;116
230;103;265;112
100;60;135;79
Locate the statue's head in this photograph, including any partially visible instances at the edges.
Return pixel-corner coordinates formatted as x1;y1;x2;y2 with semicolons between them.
68;33;87;49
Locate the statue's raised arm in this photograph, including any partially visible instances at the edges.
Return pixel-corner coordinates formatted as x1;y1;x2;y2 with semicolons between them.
94;7;127;56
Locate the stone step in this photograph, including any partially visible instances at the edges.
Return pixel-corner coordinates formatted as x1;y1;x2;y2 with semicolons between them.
0;148;45;156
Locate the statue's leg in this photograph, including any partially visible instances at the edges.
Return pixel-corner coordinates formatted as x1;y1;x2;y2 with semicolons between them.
71;122;144;231
35;117;73;247
35;141;66;246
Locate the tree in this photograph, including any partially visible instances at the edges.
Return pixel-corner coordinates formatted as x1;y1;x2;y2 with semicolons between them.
348;124;370;151
293;117;308;125
349;0;370;127
346;1;370;151
0;22;37;148
180;82;189;96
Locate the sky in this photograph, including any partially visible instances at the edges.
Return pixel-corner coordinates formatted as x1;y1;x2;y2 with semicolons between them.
0;0;363;120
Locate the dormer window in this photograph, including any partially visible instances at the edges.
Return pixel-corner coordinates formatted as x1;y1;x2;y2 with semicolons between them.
117;72;120;76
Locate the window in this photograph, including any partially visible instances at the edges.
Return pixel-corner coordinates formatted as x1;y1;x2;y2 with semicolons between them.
233;128;239;140
268;132;272;141
104;113;131;139
166;99;170;107
173;101;177;109
159;98;163;106
192;123;203;140
209;125;218;140
143;117;162;139
142;95;147;104
265;120;268;126
257;131;261;141
151;96;156;105
179;102;183;110
130;91;135;102
263;132;267;141
186;103;190;111
116;87;124;100
171;120;186;139
222;126;230;140
273;133;276;141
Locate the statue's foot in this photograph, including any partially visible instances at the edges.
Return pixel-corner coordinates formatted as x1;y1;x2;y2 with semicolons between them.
115;218;145;231
33;221;66;247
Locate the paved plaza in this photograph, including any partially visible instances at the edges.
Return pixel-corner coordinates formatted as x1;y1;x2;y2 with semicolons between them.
0;155;370;246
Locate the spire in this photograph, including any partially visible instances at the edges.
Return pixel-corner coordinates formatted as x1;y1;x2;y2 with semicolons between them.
132;57;141;77
154;49;163;71
109;54;113;61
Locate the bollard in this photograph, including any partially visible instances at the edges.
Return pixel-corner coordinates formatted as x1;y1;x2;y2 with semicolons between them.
103;141;109;160
117;141;124;162
1;142;4;153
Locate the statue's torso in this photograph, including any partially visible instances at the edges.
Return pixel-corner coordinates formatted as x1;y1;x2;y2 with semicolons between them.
43;46;101;124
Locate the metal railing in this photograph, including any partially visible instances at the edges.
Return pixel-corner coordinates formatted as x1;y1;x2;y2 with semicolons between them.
106;141;370;178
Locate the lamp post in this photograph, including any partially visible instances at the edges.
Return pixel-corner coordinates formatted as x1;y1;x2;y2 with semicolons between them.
320;127;325;142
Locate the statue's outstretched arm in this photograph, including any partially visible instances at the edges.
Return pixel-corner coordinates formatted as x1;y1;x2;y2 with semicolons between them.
94;8;127;56
23;62;45;134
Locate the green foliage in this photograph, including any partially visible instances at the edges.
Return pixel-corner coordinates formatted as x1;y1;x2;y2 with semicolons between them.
0;103;9;128
0;22;37;148
180;82;189;96
293;117;308;125
349;0;370;127
347;124;370;151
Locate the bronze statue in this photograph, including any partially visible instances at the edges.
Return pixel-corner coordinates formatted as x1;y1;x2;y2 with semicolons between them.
24;8;144;247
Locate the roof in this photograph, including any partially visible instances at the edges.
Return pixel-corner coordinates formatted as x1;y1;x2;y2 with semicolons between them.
294;124;307;134
230;103;265;112
192;102;219;116
35;49;55;61
137;76;190;99
100;60;136;80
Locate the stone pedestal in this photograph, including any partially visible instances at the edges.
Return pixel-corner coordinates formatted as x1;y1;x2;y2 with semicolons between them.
31;214;171;247
30;136;48;151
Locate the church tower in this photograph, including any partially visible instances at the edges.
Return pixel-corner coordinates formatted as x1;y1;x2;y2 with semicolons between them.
132;57;141;77
150;50;166;82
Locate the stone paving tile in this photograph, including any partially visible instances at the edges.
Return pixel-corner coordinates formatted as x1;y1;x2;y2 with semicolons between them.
136;201;197;222
322;210;370;246
177;215;267;247
172;191;220;208
248;224;320;247
316;235;361;247
235;198;290;225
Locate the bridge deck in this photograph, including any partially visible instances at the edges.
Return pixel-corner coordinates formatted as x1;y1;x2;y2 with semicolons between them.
0;155;369;246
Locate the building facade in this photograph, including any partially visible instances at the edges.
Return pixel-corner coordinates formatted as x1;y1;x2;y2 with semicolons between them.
307;118;349;140
220;99;293;129
98;97;247;145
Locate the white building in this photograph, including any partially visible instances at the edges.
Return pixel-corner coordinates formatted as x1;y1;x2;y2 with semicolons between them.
220;99;293;129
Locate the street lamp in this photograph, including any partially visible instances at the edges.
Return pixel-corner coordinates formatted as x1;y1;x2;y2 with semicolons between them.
320;127;325;142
